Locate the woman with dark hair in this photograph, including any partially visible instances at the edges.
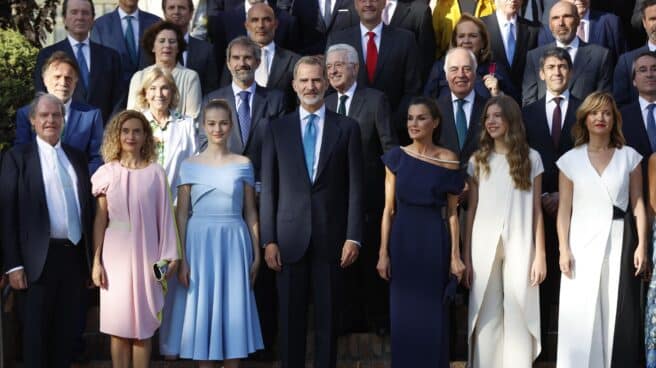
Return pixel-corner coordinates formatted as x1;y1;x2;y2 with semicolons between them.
126;21;202;121
91;110;179;368
377;96;465;367
556;92;647;368
424;13;517;101
464;95;545;367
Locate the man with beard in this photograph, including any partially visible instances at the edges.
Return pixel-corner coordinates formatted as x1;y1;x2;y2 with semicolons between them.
522;0;612;106
615;0;656;106
201;36;286;182
260;55;364;368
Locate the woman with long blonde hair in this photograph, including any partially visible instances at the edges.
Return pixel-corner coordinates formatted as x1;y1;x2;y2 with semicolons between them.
464;95;545;368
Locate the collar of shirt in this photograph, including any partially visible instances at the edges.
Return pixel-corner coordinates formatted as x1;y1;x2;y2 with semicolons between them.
360;22;384;40
545;89;570;104
451;89;475;105
117;7;139;19
556;36;580;50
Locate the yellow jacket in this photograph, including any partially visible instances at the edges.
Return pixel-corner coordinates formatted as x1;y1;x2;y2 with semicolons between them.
432;0;495;59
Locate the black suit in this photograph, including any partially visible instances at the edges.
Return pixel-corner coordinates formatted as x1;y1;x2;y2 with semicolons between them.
326;85;397;332
0;142;92;368
522;40;613;106
388;0;436;83
327;24;421;144
34;39;123;123
283;0;359;54
436;92;488;166
481;15;539;94
260;108;364;368
522;94;579;360
185;36;219;95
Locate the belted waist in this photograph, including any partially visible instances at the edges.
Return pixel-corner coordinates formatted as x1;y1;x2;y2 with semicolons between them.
612;206;626;220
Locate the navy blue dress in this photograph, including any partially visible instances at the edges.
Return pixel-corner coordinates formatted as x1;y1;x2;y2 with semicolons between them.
382;147;464;367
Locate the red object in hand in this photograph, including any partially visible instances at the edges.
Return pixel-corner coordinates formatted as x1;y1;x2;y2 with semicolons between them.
488;62;496;75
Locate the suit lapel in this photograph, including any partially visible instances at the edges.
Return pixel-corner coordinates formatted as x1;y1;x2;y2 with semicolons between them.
315;111;341;183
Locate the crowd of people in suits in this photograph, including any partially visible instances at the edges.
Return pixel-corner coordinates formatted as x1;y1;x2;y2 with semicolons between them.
7;0;656;367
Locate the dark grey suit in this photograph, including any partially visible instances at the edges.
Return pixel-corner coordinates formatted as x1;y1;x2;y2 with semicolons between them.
326;85;397;333
522;40;613;105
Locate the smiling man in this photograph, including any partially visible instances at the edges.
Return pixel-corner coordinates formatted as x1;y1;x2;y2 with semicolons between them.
260;55;364;368
522;0;612;106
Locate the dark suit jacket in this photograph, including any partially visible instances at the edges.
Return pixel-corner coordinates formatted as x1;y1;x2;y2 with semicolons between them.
537;10;627;62
621;101;652;190
388;0;436;83
260;108;364;262
201;84;286;178
436;92;489;166
285;0;359;54
0;143;93;282
326;85;398;211
481;15;540;92
186;36;219;95
14;102;104;174
90;8;161;86
613;46;648;107
522;95;580;193
522;41;613;106
327;24;421;138
34;39;123;123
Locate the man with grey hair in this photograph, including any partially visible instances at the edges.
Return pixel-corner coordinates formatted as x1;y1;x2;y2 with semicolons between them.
325;43;397;335
1;93;93;368
522;0;612;105
437;47;488;166
202;35;286;181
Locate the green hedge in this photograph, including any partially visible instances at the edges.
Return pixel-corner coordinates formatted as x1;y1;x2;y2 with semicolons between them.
0;29;37;150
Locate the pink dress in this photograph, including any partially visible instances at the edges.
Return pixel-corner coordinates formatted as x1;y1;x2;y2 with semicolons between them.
91;161;179;339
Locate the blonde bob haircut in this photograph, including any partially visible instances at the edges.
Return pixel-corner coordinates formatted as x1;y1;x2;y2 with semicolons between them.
572;91;625;148
101;110;157;163
135;66;180;110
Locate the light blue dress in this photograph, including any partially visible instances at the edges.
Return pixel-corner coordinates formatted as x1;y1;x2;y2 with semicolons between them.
164;161;263;360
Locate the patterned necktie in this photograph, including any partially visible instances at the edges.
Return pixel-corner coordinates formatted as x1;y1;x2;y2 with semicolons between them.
303;114;318;181
255;47;269;87
506;22;516;65
366;32;377;83
455;99;467;149
337;95;348;115
551;96;563;148
237;91;251;144
75;43;90;90
124;15;138;65
56;149;81;245
647;103;656;151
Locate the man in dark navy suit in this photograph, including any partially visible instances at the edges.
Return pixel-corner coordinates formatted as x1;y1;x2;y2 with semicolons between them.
17;52;103;174
1;93;93;368
260;55;364;368
90;0;161;90
522;47;580;360
34;0;122;122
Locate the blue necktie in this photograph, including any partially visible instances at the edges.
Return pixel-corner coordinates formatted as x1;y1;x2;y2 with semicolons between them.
456;99;468;149
75;43;90;90
303;114;318;181
56;149;81;245
124;15;138;65
237;91;251;144
647;104;656;151
506;22;516;65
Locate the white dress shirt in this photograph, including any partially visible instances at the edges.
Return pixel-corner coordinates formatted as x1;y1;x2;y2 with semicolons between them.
337;82;357;115
639;96;656;132
360;22;383;63
556;36;580;63
232;81;257;115
451;90;475;127
117;8;141;50
67;35;91;69
299;105;326;182
545;89;570;132
495;12;517;54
